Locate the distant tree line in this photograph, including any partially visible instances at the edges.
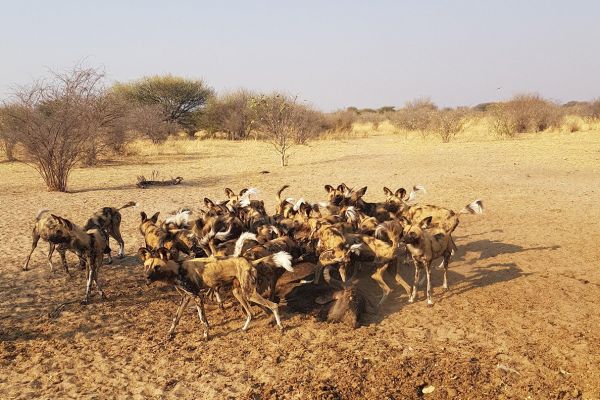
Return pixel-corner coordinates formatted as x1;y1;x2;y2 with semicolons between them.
1;64;599;191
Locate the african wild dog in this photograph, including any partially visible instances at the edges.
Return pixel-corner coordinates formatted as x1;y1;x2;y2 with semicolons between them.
139;247;293;340
84;201;137;262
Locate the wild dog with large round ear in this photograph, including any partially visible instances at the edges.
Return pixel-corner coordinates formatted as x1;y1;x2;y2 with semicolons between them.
400;215;455;306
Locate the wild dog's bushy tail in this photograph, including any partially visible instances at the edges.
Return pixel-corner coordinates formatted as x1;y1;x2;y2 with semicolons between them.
404;184;427;204
460;199;484;215
251;251;293;272
165;209;191;229
276;185;290;202
119;201;139;210
35;209;50;221
234;232;258;257
239;188;259;207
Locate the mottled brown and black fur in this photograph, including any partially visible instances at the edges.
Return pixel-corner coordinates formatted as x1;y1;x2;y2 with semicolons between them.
139;247;292;339
84;201;137;261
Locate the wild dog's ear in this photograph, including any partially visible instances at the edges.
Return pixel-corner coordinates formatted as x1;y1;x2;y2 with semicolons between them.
137;247;151;261
150;212;160;224
239;188;248;196
383;187;393;196
204;197;215;208
324;184;334;193
224;188;235;198
355;186;367;198
395;188;407;199
336;184;345;192
140;211;147;221
157;247;169;260
419;216;433;230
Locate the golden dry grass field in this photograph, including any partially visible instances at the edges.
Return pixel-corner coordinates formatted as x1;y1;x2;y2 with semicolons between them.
1;130;600;399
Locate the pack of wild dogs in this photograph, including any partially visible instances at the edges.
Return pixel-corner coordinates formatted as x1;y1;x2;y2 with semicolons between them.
23;184;483;340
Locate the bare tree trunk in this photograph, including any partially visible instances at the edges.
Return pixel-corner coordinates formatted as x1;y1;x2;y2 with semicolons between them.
3;138;15;161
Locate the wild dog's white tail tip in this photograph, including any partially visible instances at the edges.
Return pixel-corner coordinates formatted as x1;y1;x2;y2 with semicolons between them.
348;243;362;255
436;259;445;270
461;199;484;215
239;188;259;207
165;209;191;228
269;225;281;237
293;198;305;211
234;232;258;257
374;224;386;240
413;184;427;194
345;206;357;222
273;251;293;272
234;232;255;257
214;225;233;241
36;209;50;221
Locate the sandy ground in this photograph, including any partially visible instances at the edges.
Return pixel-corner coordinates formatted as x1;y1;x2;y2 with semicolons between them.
1;132;599;399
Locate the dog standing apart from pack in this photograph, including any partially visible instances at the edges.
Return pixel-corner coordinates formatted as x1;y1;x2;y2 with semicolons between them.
23;210;110;302
401;200;482;306
138;247;293;340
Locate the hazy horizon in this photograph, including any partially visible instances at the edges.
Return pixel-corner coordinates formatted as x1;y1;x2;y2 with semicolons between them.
1;0;599;111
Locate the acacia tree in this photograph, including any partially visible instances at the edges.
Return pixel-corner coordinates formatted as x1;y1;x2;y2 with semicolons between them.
113;75;213;134
3;66;119;191
250;93;320;166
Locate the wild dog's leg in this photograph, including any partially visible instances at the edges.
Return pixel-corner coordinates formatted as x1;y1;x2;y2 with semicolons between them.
47;243;56;273
393;258;412;296
23;232;41;271
167;295;191;339
339;262;354;283
213;290;225;312
231;287;253;331
313;261;325;285
105;246;113;265
109;225;125;258
58;245;69;275
269;276;277;302
92;255;106;299
424;261;433;306
82;261;94;304
371;263;392;307
409;259;421;303
247;290;283;330
193;296;210;341
442;252;451;290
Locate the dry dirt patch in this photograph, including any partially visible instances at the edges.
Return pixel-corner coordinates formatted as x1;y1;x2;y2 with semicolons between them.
1;132;599;398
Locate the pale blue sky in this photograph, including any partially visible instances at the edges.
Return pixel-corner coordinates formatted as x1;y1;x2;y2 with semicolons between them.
1;0;599;110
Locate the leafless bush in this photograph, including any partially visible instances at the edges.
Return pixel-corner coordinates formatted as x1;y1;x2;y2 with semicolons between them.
389;97;437;136
250;93;320;166
428;109;467;142
200;89;255;140
3;66;119;191
488;94;563;138
563;99;600;120
123;104;178;143
322;110;357;133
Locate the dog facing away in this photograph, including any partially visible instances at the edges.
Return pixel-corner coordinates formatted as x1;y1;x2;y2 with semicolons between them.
139;247;293;340
84;201;137;261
